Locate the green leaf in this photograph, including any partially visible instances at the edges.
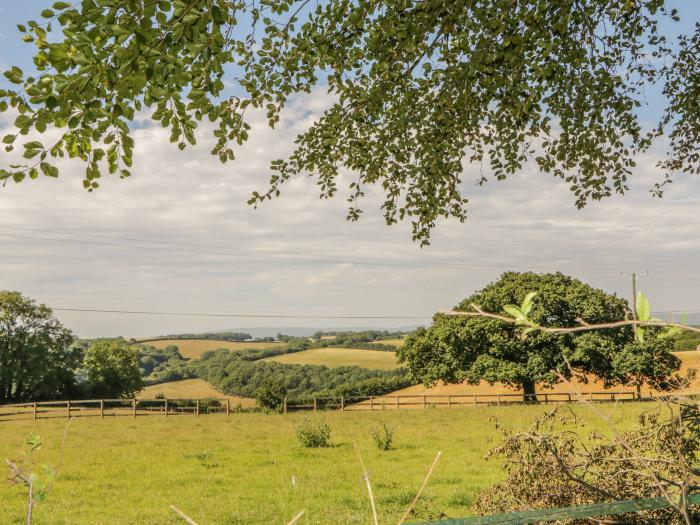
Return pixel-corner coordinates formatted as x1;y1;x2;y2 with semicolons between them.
636;326;645;343
520;292;537;315
636;291;651;322
503;305;523;320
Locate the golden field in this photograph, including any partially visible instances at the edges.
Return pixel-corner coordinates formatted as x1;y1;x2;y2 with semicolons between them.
141;338;284;359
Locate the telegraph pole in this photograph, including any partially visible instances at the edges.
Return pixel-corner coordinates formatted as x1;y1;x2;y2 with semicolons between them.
621;271;648;338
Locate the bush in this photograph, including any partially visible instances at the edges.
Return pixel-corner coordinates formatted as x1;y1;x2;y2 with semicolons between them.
296;418;332;448
255;377;287;411
371;422;394;451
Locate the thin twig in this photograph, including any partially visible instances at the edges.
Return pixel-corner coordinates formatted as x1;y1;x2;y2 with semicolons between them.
397;451;442;525
285;510;305;525
354;442;379;525
441;308;700;334
170;505;199;525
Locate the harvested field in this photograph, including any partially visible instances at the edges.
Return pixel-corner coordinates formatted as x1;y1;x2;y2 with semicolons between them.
139;379;256;407
140;338;284;359
265;347;401;370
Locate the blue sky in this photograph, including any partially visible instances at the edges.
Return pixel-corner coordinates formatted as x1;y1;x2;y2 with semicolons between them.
1;2;699;337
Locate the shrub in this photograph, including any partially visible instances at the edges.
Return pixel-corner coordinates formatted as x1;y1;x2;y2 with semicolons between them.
255;377;287;411
371;422;394;451
296;418;332;448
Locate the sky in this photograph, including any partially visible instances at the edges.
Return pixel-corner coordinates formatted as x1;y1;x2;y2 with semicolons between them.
0;2;699;338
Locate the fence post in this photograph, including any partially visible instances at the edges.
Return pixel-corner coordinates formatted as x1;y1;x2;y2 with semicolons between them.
497;394;501;406
283;396;288;414
422;395;426;408
226;398;230;416
340;396;345;412
165;399;168;417
448;395;452;408
100;399;104;418
544;394;549;405
313;397;317;412
133;398;137;418
396;396;400;410
67;400;71;419
196;399;200;416
567;393;572;403
474;394;478;406
370;396;374;411
32;402;37;420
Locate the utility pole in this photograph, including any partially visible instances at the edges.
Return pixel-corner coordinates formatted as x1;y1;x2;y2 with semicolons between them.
621;271;648;338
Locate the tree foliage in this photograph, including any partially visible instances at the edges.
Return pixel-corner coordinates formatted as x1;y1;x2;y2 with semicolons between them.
2;1;699;243
82;339;144;398
397;272;634;400
611;337;691;395
192;348;412;399
0;290;77;403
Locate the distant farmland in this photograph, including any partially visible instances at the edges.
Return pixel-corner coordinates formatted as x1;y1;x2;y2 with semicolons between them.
266;347;401;370
142;338;283;359
377;337;404;347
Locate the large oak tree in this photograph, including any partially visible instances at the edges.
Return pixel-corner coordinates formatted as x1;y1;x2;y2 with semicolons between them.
1;1;699;243
396;272;635;401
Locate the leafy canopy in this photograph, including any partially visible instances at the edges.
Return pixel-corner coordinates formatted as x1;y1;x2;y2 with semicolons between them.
82;339;144;398
2;1;699;243
397;272;634;397
0;290;77;403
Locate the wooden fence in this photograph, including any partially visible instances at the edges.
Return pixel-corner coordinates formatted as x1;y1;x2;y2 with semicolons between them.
0;398;235;423
282;391;700;413
2;392;698;422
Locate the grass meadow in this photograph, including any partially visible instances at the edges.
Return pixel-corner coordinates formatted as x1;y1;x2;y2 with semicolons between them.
0;403;651;525
265;347;401;370
142;339;284;359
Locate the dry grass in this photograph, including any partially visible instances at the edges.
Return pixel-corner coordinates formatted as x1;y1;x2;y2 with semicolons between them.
389;352;700;397
376;338;404;347
141;339;283;359
139;379;256;407
265;348;401;370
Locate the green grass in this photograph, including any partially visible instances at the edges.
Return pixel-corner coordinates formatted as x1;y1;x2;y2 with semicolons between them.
0;404;649;525
265;347;401;370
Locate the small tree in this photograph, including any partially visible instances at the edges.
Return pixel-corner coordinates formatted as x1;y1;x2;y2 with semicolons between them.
255;377;287;411
82;340;143;398
0;291;77;403
612;337;693;398
397;272;633;402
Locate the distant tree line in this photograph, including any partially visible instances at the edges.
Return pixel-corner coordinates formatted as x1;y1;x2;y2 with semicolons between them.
311;330;410;344
141;331;256;342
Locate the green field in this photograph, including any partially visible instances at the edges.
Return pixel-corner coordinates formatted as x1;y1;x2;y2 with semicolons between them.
0;404;649;524
265;347;401;370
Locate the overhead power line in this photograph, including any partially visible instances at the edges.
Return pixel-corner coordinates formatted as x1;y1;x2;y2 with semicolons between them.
51;307;431;319
49;306;700;319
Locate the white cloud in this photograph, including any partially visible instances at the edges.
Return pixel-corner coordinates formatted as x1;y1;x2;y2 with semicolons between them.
0;88;699;337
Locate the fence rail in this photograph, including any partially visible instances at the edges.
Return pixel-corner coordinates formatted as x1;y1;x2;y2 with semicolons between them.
2;391;698;422
283;391;700;413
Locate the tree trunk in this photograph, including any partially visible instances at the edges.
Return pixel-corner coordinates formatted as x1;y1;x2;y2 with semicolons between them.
522;380;538;403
